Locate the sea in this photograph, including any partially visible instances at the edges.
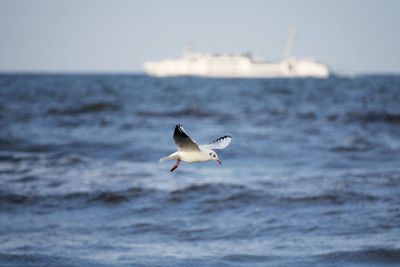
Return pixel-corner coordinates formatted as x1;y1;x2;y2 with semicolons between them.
0;74;400;267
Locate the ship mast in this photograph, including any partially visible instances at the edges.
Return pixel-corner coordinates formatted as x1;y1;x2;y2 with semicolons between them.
283;27;296;59
184;41;193;56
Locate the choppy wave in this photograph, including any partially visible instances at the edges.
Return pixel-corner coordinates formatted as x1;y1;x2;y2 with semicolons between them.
281;191;379;204
331;134;374;152
346;112;400;124
136;106;221;118
0;253;112;267
316;248;400;264
46;102;120;115
0;187;152;208
1;250;399;267
0;182;387;212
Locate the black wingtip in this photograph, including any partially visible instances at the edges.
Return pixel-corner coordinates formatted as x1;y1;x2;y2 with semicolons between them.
209;134;232;144
174;124;189;139
175;124;184;132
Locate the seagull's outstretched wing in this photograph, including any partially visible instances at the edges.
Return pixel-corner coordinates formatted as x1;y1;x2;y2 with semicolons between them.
173;124;200;151
200;135;232;150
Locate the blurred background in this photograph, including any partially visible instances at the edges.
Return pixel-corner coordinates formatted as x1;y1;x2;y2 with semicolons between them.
1;0;400;74
1;1;400;267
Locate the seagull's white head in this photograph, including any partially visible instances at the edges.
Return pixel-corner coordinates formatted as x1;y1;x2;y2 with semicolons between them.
208;150;222;164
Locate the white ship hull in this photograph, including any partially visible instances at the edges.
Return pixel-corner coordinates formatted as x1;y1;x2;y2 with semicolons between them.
144;53;329;78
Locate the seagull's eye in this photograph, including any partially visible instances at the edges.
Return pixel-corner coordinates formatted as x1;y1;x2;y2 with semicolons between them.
213;155;216;157
209;153;212;156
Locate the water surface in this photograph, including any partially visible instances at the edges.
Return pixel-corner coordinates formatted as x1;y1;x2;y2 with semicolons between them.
0;74;400;266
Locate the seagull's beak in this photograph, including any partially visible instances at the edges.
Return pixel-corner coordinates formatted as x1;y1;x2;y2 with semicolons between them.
217;159;222;165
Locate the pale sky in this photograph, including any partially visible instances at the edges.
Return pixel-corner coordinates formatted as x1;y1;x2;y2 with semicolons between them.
1;0;399;74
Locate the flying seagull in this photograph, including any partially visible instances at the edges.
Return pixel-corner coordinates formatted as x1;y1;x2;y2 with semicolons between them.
160;124;232;172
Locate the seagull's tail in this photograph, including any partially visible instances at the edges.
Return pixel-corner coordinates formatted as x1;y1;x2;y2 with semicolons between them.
159;152;179;163
159;156;170;163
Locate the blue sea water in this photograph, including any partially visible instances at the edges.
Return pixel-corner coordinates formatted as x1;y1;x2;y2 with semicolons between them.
0;74;400;267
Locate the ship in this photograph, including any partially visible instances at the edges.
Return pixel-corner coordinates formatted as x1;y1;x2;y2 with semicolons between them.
144;31;330;78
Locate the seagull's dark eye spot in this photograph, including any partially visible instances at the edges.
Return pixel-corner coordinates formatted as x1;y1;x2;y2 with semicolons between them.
213;155;216;157
209;153;212;156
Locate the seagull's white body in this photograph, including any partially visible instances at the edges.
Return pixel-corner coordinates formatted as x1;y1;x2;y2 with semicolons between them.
180;150;210;162
161;148;214;163
160;124;232;171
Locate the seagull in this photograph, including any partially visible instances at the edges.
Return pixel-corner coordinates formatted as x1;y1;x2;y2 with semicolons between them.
160;124;232;172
